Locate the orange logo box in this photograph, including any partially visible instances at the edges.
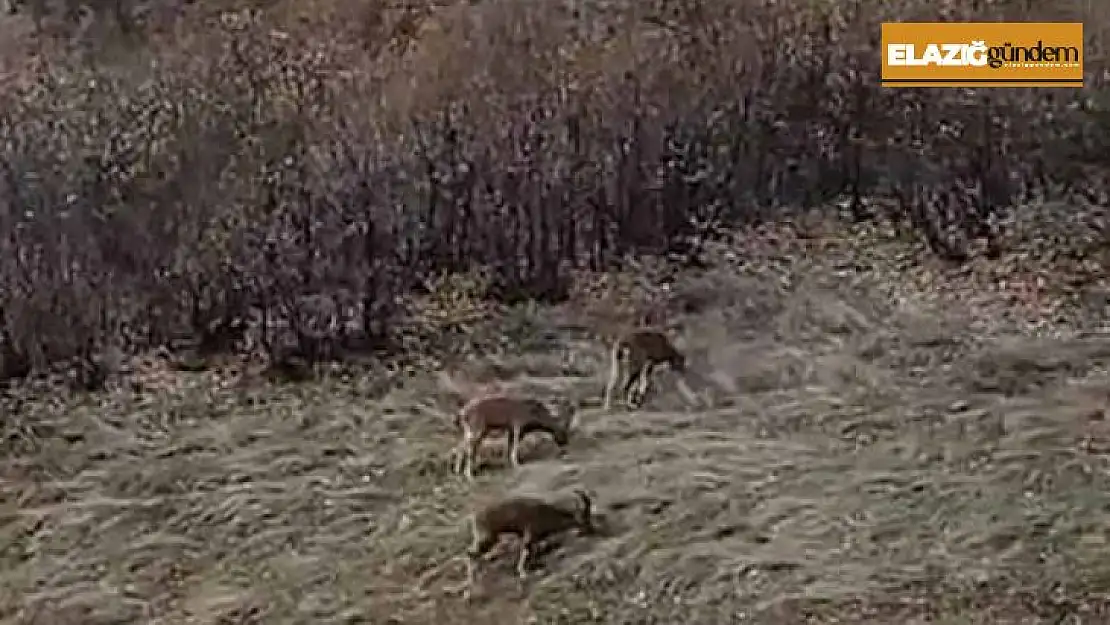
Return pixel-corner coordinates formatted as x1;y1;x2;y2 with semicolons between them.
881;22;1083;87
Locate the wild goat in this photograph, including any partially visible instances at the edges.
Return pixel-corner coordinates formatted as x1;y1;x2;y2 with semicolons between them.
603;329;686;411
451;394;576;479
466;488;594;586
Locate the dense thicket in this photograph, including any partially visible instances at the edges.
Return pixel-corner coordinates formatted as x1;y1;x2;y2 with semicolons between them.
0;0;1106;383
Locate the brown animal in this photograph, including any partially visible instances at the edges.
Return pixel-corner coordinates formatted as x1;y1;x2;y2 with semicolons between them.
466;488;595;587
451;394;576;479
603;329;686;411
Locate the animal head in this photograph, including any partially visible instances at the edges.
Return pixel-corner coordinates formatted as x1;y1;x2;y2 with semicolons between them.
547;398;577;446
669;350;687;372
551;425;571;447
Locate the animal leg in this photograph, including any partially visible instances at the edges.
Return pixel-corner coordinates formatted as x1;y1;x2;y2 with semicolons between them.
466;532;498;588
603;346;625;411
451;438;468;474
507;426;523;467
632;364;655;406
624;365;647;408
516;532;534;579
464;434;484;480
620;365;636;407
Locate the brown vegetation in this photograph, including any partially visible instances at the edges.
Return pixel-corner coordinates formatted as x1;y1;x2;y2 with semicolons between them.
0;0;1106;385
6;233;1110;622
4;0;1110;622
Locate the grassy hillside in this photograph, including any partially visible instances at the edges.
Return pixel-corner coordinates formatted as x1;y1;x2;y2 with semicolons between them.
3;0;1110;622
7;227;1110;623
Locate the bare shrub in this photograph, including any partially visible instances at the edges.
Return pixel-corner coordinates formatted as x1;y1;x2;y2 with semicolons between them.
0;0;1105;390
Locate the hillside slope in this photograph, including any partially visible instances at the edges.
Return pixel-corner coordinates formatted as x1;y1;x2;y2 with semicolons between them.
5;231;1110;624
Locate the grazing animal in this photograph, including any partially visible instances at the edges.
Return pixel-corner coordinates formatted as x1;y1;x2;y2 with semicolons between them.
451;394;576;479
603;329;686;411
466;488;594;587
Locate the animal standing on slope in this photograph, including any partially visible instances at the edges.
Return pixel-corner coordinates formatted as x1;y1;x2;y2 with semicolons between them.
603;328;687;411
451;394;576;479
466;488;595;591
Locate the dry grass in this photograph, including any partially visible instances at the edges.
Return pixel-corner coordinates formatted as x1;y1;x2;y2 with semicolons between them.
5;256;1110;624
